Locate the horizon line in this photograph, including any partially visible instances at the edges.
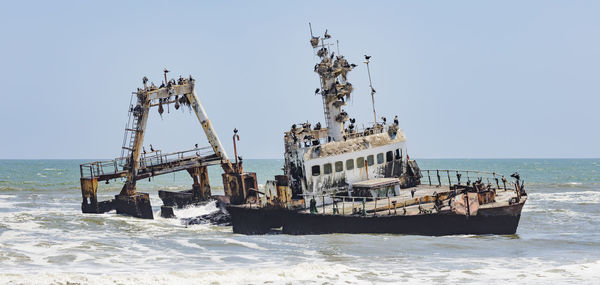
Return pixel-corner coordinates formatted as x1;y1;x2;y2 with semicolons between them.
0;157;598;160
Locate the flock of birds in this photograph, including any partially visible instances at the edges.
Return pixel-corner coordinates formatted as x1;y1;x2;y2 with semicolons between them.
288;114;400;147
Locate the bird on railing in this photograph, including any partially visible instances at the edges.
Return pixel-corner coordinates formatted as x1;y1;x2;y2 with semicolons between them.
143;147;147;155
314;122;321;130
194;143;198;149
150;144;155;152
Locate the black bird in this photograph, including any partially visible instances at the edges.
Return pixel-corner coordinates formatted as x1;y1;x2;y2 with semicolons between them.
394;115;399;125
324;29;331;39
315;88;320;94
164;68;169;74
194;143;198;149
143;146;147;155
234;128;238;134
381;117;387;124
150;144;155;152
330;52;335;60
350;63;357;68
159;82;165;88
510;172;521;181
364;55;371;60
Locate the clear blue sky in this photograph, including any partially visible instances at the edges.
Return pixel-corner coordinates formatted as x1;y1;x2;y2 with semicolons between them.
0;1;598;159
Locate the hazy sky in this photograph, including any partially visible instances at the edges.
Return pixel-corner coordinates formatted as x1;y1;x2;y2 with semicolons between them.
1;1;598;159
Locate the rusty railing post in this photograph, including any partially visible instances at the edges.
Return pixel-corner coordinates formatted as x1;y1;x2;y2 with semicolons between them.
427;170;431;186
374;197;377;216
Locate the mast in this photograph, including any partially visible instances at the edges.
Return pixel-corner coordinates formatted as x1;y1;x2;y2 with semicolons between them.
309;26;356;142
364;55;377;125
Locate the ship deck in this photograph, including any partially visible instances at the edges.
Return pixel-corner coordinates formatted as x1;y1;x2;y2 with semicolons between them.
297;184;519;216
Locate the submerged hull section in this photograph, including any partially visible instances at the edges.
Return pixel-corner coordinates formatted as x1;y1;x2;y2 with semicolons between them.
228;201;525;236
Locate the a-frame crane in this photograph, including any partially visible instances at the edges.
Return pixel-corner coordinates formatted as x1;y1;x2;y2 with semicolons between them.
79;71;257;219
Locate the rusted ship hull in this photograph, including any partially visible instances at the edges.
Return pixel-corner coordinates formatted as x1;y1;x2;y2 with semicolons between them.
228;200;525;236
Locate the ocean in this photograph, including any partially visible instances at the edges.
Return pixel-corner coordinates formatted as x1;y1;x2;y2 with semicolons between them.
0;159;598;284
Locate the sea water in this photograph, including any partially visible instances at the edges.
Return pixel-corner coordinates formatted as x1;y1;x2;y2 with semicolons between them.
0;159;598;284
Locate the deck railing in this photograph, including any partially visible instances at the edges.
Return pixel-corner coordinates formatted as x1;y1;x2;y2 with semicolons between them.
80;146;214;179
279;193;424;217
419;169;514;191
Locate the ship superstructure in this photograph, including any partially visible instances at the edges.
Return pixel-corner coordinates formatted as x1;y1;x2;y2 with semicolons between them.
284;29;420;206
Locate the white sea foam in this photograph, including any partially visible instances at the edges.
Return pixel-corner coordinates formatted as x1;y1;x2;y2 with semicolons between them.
1;259;598;284
532;191;600;204
175;239;206;251
173;201;219;218
222;238;267;250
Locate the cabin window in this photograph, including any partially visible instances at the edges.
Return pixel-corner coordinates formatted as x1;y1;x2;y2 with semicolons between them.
335;161;343;172
311;165;320;176
395;149;400;159
323;163;332;175
346;159;354;170
357;157;365;168
386;151;394;162
377;153;384;164
367;155;374;166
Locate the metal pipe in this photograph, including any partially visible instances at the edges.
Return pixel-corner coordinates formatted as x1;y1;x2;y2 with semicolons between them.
187;91;233;172
233;129;240;170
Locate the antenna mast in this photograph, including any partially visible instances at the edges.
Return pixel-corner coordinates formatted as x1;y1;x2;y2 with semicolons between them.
364;55;377;124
